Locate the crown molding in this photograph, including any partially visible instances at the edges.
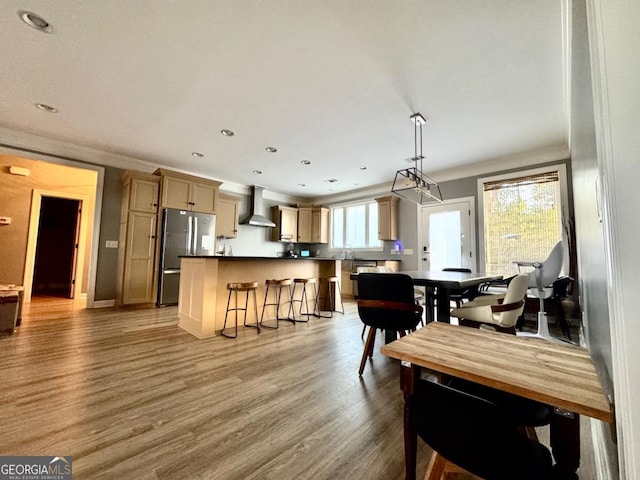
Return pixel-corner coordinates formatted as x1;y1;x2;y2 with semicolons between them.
311;144;570;205
425;144;571;183
0;127;161;172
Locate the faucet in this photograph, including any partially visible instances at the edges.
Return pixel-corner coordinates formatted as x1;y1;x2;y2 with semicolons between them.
343;243;354;260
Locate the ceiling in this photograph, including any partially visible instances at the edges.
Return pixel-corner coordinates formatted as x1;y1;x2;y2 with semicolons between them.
0;1;568;198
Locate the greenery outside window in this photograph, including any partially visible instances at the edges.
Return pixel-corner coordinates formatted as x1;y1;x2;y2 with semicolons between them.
330;200;382;251
478;166;568;277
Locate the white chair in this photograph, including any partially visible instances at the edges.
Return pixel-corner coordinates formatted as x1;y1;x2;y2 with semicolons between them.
450;273;530;334
513;241;564;341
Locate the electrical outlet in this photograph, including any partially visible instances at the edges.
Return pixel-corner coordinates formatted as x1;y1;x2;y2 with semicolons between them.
403;248;414;255
0;216;11;225
105;240;118;248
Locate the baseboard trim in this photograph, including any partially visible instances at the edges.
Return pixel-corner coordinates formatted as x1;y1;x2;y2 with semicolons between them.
592;418;615;480
92;299;115;308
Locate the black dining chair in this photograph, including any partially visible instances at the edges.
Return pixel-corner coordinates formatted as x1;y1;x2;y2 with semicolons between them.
412;378;553;480
356;273;423;376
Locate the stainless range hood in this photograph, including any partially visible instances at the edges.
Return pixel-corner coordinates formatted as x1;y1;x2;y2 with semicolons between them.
240;185;276;227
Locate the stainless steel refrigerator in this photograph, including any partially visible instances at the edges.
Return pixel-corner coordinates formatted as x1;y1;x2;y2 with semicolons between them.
157;208;216;306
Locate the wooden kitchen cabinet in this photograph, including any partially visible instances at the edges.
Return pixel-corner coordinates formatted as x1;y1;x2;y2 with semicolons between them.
217;193;241;238
297;206;329;244
312;207;329;244
117;172;160;305
271;205;298;242
155;169;221;214
297;207;313;243
375;196;398;241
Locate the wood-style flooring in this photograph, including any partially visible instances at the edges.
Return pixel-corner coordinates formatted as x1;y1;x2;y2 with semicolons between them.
1;298;596;479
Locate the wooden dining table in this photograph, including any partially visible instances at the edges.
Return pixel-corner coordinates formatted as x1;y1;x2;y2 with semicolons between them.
350;270;502;323
381;322;613;480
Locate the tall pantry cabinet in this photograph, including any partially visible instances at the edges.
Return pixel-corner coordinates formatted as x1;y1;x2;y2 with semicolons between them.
117;172;160;305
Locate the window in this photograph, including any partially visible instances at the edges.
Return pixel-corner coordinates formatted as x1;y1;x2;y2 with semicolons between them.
330;200;381;250
478;166;567;276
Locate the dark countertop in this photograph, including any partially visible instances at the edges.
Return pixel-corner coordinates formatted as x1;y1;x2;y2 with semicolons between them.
179;255;339;261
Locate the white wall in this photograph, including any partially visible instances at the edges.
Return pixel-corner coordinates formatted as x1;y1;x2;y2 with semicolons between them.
588;0;640;477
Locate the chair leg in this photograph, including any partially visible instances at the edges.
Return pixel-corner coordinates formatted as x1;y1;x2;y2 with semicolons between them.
361;324;367;339
359;327;377;375
424;452;447;480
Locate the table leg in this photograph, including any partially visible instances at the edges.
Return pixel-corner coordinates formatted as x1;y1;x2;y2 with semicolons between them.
400;364;420;480
550;410;580;479
424;286;435;324
436;287;451;323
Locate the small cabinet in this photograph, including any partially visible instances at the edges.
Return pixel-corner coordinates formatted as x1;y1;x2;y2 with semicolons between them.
297;207;313;243
155;169;221;214
312;207;329;244
117;172;160;305
297;206;329;244
375;196;398;241
271;205;298;242
217;193;241;238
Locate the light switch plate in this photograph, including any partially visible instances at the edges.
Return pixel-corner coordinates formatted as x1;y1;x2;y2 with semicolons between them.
105;240;118;248
403;248;414;255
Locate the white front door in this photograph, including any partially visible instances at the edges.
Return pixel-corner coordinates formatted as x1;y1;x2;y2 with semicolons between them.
420;198;475;272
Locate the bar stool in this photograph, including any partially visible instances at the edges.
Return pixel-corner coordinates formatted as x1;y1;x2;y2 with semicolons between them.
316;276;344;318
221;281;259;338
260;278;294;329
291;277;318;322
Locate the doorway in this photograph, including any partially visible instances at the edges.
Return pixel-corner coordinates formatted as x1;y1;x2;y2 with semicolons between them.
32;197;81;298
419;198;476;271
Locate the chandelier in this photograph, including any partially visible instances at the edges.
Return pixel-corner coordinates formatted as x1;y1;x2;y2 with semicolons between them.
391;113;442;204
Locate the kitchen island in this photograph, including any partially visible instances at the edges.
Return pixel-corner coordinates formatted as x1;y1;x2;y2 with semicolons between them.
178;256;341;338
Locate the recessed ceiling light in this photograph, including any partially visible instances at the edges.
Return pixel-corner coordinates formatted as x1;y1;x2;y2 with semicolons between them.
220;129;235;136
324;178;338;183
300;160;311;165
253;170;263;175
192;152;204;158
265;147;277;153
298;183;306;187
360;166;367;170
18;11;53;33
34;103;57;113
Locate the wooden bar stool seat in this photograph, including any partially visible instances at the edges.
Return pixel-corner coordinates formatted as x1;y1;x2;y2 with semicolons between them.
291;277;318;322
221;281;259;338
316;276;344;318
260;278;294;329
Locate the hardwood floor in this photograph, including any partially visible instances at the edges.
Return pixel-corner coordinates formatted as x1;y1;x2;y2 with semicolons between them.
1;299;596;479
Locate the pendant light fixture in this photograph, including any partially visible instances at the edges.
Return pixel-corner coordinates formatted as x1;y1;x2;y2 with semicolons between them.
391;113;443;204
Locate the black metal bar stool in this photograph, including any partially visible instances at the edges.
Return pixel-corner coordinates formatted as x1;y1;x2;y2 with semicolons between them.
221;281;259;338
260;278;294;329
291;277;318;322
316;276;344;318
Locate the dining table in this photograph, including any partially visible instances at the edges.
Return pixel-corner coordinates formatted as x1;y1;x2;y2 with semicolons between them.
350;269;503;323
381;322;614;480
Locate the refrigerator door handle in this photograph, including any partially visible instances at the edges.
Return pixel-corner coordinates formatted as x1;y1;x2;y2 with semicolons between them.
193;216;198;255
187;215;193;256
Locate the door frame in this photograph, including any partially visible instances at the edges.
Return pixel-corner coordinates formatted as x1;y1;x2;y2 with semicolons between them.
417;196;477;271
23;190;90;304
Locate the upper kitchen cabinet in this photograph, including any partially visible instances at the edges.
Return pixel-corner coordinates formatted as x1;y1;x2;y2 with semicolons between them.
312;207;329;243
217;193;241;238
297;207;312;243
375;196;398;241
155;169;221;214
296;206;329;244
271;205;298;242
123;172;159;213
